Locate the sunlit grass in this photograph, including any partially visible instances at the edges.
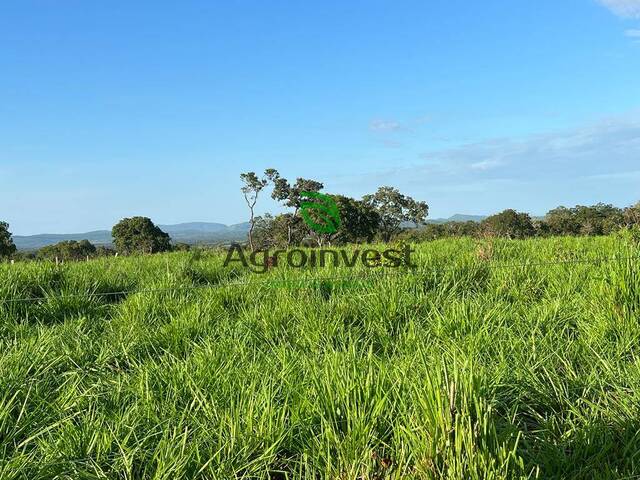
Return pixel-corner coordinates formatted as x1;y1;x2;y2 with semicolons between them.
0;235;639;478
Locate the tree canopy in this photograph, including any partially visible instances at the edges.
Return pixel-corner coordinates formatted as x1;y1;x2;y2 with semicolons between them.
38;240;96;261
270;175;324;247
481;209;535;239
544;204;624;236
112;217;171;255
331;195;380;245
0;221;17;258
625;202;640;227
363;187;428;242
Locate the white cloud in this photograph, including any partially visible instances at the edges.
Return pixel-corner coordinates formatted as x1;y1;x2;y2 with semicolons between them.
404;113;640;185
369;119;402;132
470;159;504;171
597;0;640;18
349;113;640;205
580;170;640;181
380;138;402;148
369;114;432;135
330;114;640;217
625;28;640;36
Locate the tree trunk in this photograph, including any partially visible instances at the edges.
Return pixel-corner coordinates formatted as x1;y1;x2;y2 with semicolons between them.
248;219;255;251
248;204;256;251
286;207;299;248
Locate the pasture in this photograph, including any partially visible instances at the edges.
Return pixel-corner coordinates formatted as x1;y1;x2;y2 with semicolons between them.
1;235;639;479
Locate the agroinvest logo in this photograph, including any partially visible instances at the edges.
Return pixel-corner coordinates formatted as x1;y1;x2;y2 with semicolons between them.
224;191;415;273
299;191;341;234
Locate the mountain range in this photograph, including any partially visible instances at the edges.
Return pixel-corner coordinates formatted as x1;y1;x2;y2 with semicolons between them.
426;214;486;224
13;222;252;251
13;215;488;251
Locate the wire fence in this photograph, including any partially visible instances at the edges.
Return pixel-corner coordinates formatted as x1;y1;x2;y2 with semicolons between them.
1;252;638;305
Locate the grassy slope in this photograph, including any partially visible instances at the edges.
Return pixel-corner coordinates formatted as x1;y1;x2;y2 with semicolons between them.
0;236;639;479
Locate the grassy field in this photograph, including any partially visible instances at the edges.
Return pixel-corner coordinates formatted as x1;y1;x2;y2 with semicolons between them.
1;235;639;479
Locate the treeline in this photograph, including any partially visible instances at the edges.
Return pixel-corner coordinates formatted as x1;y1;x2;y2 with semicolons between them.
240;169;428;250
241;168;640;248
399;202;640;242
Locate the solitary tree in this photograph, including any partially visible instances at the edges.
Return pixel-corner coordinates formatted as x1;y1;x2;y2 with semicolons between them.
481;209;535;239
0;221;16;258
363;186;428;241
112;217;171;255
240;169;279;251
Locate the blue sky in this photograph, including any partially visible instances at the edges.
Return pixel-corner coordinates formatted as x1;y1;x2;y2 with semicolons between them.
1;0;639;235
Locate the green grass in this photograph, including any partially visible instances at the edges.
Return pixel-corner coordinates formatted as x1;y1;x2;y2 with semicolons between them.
1;235;639;479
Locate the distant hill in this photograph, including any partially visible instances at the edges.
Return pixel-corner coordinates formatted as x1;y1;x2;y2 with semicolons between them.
156;222;250;243
427;214;486;224
399;214;486;229
13;231;114;251
13;222;251;251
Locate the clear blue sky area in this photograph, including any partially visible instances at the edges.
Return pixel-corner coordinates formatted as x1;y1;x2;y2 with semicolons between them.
1;0;639;234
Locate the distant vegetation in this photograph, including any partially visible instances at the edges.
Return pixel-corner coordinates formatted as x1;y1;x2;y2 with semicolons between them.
400;202;640;243
240;168;640;250
37;240;97;261
1;168;639;263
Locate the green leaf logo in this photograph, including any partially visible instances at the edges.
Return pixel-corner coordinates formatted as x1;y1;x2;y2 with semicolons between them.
299;191;341;234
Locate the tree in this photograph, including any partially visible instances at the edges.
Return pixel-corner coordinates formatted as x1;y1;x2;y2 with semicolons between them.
396;224;444;242
624;201;640;227
533;219;552;237
545;204;624;236
445;221;481;238
38;240;97;261
251;214;275;249
112;217;171;255
270;175;324;247
397;220;481;242
362;186;428;242
481;209;535;239
173;242;192;252
544;206;581;236
240;169;278;251
0;221;17;258
96;245;116;257
253;213;307;249
12;250;36;261
573;203;623;236
331;195;380;244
